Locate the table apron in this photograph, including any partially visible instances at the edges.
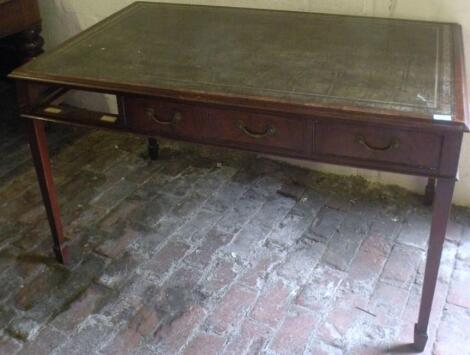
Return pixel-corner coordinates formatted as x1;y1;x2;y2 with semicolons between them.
17;85;464;180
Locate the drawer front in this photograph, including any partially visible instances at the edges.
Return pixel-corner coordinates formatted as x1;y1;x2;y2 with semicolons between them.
315;122;443;170
0;0;23;37
125;98;206;140
0;0;40;38
124;97;312;156
204;107;311;155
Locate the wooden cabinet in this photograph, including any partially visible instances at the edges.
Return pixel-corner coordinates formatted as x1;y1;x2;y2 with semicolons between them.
0;0;43;61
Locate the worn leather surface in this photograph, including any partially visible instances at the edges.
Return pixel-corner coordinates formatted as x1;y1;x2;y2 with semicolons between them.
14;2;455;117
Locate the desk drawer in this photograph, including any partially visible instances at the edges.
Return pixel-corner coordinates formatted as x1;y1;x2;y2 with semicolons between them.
125;98;206;140
315;122;443;170
124;97;312;156
204;107;311;155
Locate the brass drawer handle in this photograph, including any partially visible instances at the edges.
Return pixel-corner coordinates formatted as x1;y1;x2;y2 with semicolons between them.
237;120;276;139
356;135;399;152
146;108;182;126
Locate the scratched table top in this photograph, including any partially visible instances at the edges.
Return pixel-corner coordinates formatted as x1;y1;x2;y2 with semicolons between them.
11;2;463;123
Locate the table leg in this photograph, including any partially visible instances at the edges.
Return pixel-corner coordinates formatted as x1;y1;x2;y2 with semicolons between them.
28;119;69;265
148;138;159;160
424;177;436;205
414;177;455;351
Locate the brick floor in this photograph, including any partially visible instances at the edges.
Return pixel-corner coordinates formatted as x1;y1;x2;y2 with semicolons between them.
1;100;470;353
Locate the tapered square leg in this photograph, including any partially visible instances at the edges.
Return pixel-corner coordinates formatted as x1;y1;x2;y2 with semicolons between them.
148;137;159;160
414;177;455;352
413;324;428;352
424;177;436;205
28;119;69;265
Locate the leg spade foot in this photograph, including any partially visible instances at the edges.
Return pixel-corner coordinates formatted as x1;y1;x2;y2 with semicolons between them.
148;138;159;160
413;324;428;352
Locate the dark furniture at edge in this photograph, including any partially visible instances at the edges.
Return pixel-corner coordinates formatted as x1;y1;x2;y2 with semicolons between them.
0;0;44;62
9;3;469;352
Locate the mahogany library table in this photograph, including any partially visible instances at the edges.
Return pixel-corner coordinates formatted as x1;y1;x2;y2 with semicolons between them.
8;2;469;351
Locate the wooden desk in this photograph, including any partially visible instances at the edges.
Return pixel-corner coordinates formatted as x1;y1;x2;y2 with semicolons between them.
0;0;44;62
9;2;469;351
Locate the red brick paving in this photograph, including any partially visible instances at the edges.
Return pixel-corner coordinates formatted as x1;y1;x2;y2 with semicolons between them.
223;319;272;354
269;309;319;354
447;264;470;309
0;126;469;354
183;333;226;355
250;279;293;328
206;283;257;334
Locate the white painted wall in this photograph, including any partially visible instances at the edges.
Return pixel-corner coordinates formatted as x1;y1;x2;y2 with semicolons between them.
37;0;470;206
